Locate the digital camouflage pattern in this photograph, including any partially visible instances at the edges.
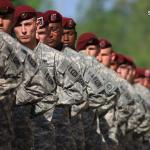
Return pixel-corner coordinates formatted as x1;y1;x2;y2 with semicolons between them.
0;31;23;149
31;43;86;150
78;51;149;150
133;83;150;150
63;49;119;150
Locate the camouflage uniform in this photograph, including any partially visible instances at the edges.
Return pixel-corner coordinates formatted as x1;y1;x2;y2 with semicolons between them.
0;31;42;150
99;69;149;150
0;32;84;150
64;49;119;150
134;83;150;110
31;43;85;150
12;105;33;150
133;83;150;150
0;31;23;150
76;55;149;150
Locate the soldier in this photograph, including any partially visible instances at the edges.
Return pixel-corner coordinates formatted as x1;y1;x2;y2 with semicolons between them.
44;16;120;150
11;5;38;150
97;38;113;67
134;68;150;90
76;33;120;150
0;0;18;149
77;32;100;57
40;10;85;150
115;54;150;150
138;70;150;150
61;17;77;49
77;36;119;150
62;18;118;150
61;17;85;150
13;6;85;150
49;16;116;150
95;39;149;150
134;68;150;110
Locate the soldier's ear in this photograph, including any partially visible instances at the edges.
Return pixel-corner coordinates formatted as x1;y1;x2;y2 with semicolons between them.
132;69;136;77
111;53;116;61
36;31;40;40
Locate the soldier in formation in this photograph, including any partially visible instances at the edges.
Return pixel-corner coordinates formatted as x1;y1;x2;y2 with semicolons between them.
0;1;150;150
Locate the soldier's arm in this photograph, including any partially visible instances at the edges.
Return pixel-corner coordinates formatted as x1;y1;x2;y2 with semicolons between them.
83;56;120;114
54;53;85;105
0;31;55;105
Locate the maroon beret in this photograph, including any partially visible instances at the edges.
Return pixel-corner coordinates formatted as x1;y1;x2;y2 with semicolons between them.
62;17;76;29
99;38;112;49
136;68;150;78
37;12;49;27
135;68;145;78
13;5;37;25
125;56;136;68
45;10;62;24
76;32;99;51
116;54;125;64
0;0;14;15
117;54;136;68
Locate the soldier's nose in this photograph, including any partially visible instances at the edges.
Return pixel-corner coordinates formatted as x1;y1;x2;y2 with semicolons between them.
64;34;69;41
21;26;27;34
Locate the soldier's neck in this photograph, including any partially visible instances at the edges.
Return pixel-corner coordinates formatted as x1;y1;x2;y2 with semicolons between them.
55;43;63;51
23;39;38;50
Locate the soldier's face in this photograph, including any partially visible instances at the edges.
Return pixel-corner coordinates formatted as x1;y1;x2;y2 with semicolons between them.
126;66;136;83
0;14;13;33
14;18;37;45
110;52;118;71
96;47;112;67
85;45;99;57
46;22;63;48
61;29;77;49
117;64;129;79
36;26;48;43
134;77;144;85
143;77;150;89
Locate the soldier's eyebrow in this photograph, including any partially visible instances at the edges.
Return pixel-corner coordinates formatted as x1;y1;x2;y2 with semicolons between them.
21;18;35;24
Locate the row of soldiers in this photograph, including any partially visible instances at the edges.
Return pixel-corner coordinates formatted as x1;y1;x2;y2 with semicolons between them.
0;0;150;150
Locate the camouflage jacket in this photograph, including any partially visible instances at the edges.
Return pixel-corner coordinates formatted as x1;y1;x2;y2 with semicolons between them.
0;31;23;144
1;32;85;116
63;47;120;116
32;43;86;117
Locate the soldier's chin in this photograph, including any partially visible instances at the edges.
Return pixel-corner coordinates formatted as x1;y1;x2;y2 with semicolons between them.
64;43;69;46
0;28;9;33
20;38;30;43
46;42;55;48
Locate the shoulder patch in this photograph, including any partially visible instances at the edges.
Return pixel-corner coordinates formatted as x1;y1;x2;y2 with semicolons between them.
57;58;71;74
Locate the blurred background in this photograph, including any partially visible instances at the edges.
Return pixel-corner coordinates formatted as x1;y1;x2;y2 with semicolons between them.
13;0;150;67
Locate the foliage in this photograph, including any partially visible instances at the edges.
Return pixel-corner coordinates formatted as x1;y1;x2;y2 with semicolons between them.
77;0;150;67
13;0;41;9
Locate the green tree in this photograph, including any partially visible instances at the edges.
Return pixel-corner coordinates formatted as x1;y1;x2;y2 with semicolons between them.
13;0;53;11
77;0;150;67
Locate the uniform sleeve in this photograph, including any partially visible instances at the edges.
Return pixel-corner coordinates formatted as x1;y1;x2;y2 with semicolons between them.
54;53;85;105
84;57;120;114
16;53;58;106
